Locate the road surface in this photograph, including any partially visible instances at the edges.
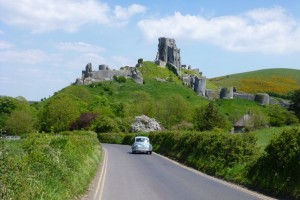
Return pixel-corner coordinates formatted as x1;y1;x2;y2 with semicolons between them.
91;144;275;200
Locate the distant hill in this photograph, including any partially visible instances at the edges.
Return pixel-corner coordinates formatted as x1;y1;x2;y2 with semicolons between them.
209;68;300;95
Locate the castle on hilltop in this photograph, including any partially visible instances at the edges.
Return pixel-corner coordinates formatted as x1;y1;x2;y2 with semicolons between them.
74;63;143;85
73;37;288;106
155;37;181;74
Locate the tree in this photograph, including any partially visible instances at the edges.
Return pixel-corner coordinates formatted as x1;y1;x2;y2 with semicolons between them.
268;104;298;126
4;110;35;135
128;91;155;117
156;95;190;129
39;95;81;133
0;97;19;129
194;101;228;131
290;88;300;119
70;112;99;130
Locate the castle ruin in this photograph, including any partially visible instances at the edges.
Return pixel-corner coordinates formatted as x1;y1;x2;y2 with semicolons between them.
74;62;143;85
155;37;181;74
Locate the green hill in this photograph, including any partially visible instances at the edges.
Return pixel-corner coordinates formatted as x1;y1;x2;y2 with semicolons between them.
209;68;300;95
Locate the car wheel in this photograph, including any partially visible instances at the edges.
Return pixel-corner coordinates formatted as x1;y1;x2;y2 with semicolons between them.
148;151;152;155
132;151;135;154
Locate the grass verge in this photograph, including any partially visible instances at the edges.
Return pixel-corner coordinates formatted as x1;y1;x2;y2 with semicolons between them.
0;131;102;200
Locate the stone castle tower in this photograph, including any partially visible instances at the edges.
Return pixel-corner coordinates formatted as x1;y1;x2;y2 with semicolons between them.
155;37;181;74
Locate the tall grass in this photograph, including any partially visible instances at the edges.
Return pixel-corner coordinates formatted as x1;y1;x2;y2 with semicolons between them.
0;131;102;200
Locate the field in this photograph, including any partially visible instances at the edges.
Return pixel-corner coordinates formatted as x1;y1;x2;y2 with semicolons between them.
209;68;300;95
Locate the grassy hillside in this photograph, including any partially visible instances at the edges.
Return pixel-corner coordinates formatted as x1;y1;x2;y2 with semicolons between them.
209;68;300;95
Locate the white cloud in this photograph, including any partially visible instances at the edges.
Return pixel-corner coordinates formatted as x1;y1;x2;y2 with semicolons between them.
0;49;49;64
114;4;147;20
58;42;105;53
138;7;300;54
0;40;14;49
0;0;147;33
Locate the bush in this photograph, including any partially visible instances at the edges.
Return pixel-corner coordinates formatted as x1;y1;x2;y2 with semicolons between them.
267;104;298;127
91;115;120;133
149;131;258;179
248;128;300;199
97;132;148;144
113;75;127;83
70;112;99;130
4;110;35;135
194;101;229;131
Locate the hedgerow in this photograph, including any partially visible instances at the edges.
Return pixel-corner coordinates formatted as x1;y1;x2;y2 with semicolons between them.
148;131;258;180
0;131;102;200
248;128;300;199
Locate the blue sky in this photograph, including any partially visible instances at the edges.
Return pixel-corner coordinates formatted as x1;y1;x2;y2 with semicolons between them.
1;0;300;101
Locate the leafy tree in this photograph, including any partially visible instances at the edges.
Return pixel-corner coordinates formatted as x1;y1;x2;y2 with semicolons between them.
194;101;228;131
4;110;35;135
244;110;268;132
91;115;120;133
290;88;300;119
39;95;81;133
70;112;99;130
157;95;190;129
129;91;155;117
0;97;19;129
267;104;298;126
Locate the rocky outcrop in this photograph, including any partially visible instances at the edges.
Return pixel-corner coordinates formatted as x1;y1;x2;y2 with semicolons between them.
131;115;162;132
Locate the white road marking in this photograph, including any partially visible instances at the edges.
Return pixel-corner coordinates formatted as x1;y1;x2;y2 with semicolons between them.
94;148;107;200
153;152;276;200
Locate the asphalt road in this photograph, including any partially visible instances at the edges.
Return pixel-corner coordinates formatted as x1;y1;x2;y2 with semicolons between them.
100;143;274;200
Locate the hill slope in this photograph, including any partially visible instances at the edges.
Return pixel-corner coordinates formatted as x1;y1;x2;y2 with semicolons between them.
209;68;300;95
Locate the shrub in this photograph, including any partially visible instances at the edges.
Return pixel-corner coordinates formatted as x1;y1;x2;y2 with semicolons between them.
248;128;300;199
91;115;120;133
194;101;229;131
70;112;99;130
149;131;258;179
4;110;35;135
113;75;127;83
290;88;300;119
267;104;298;127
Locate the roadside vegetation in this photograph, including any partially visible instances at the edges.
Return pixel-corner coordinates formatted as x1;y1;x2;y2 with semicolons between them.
1;61;300;199
0;131;102;199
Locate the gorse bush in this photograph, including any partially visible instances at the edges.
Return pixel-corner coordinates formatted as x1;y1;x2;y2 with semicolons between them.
0;131;102;200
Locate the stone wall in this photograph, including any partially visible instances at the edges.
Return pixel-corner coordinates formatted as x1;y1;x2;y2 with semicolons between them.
75;63;143;85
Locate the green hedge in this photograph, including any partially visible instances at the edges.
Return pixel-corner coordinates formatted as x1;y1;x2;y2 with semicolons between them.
97;132;149;145
248;128;300;199
98;129;300;199
0;131;102;200
149;131;258;179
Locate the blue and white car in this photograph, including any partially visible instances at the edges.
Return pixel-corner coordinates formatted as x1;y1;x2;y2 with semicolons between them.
132;136;152;154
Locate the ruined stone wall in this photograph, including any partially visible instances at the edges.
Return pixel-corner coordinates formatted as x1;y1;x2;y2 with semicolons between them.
75;63;143;85
233;92;255;101
91;70;131;80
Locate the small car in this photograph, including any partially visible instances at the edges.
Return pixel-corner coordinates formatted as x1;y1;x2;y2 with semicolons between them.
131;136;152;154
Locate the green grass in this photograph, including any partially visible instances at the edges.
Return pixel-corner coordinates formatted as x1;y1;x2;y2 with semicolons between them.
1;131;102;200
252;125;300;151
216;98;267;123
